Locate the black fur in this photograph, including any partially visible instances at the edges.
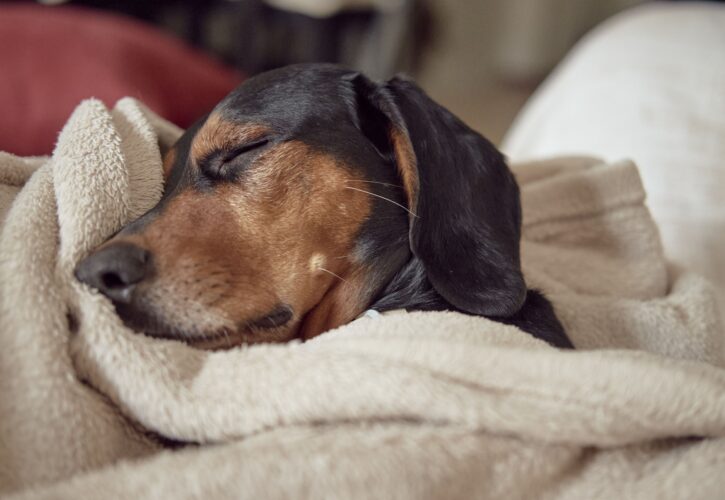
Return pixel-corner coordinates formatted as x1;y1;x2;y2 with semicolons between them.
373;77;527;317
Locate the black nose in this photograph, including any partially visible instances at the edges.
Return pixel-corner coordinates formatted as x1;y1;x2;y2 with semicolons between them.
74;242;152;303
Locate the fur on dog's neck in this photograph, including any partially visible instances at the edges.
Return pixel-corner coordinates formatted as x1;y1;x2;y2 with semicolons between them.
368;254;573;349
370;256;448;313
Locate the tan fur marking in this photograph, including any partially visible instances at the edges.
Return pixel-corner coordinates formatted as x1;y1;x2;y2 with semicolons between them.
190;114;270;164
299;268;371;340
221;140;373;336
390;127;419;215
107;139;374;348
162;147;176;180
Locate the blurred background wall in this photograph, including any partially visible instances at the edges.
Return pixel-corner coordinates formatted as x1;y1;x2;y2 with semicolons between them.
1;0;698;154
417;0;646;142
63;0;649;142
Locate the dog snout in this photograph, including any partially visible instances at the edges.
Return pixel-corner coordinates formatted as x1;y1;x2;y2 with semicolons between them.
74;242;152;304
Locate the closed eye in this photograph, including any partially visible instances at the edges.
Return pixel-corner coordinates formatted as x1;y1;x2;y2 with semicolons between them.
202;138;270;180
223;138;270;162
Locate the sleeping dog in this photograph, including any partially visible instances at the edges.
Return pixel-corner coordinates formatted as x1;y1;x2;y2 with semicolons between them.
74;64;572;350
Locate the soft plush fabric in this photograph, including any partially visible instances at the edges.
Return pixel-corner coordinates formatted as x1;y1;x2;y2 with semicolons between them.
502;2;725;319
0;4;241;157
1;98;725;499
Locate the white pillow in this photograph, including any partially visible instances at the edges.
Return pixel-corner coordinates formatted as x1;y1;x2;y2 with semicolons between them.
503;2;725;315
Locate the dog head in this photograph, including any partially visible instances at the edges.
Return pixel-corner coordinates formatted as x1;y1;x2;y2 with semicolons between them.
75;64;525;349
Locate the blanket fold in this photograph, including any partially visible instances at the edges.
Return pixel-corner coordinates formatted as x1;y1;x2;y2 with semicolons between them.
2;98;724;499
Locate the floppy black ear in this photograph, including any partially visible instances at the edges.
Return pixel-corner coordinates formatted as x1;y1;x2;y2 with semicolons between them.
357;75;526;317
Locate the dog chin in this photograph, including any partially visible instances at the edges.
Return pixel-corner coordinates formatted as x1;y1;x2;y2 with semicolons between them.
113;301;298;350
178;328;262;350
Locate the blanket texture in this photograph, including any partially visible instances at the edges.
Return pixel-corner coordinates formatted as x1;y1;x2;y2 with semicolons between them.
1;99;724;499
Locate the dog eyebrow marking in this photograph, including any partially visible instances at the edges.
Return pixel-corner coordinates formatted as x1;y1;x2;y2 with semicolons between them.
162;147;176;180
191;113;270;166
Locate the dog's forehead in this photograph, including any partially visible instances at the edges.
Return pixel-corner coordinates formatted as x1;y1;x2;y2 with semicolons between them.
161;65;373;198
214;64;356;128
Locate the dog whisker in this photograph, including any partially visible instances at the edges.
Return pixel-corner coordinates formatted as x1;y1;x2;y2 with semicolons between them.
345;179;403;189
344;186;418;217
318;267;349;284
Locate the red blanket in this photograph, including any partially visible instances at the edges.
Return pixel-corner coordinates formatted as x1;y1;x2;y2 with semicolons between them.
0;4;242;156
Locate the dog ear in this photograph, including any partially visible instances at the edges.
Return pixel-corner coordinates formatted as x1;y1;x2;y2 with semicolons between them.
349;74;526;317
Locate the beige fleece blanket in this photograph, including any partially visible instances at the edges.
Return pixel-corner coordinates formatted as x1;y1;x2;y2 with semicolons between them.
1;98;725;499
